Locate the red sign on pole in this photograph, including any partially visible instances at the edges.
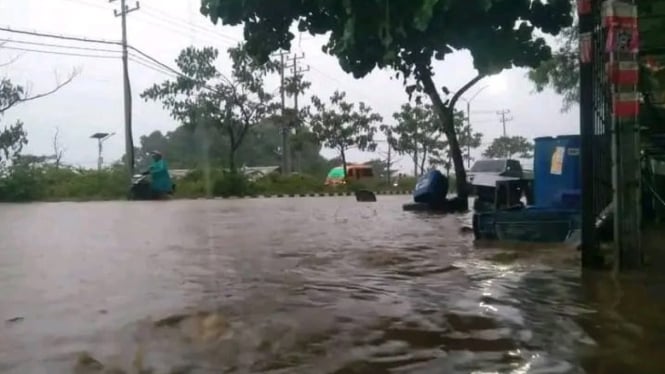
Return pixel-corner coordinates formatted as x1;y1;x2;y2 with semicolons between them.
577;0;592;15
580;32;593;63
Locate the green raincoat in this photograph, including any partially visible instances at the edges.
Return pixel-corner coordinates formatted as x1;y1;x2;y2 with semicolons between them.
149;159;173;193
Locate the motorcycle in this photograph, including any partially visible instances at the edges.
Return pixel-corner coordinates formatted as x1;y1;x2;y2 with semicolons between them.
128;173;176;200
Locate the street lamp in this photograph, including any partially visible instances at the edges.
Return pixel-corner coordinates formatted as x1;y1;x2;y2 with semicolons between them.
90;132;115;171
458;85;489;168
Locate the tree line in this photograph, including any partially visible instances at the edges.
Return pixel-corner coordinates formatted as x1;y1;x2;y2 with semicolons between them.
2;0;583;203
196;0;574;209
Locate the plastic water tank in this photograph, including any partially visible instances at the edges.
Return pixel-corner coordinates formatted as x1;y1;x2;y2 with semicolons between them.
533;135;581;208
413;170;448;204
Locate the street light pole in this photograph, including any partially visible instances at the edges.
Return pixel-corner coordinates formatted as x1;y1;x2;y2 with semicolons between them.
90;132;115;171
459;85;489;168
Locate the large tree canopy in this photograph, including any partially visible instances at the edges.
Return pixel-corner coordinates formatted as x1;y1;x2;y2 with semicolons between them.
200;0;573;207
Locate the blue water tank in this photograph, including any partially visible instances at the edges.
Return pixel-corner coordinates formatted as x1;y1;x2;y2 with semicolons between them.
533;135;581;209
413;170;448;204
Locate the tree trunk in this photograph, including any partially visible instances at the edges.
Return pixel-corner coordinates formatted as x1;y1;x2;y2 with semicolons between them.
420;148;428;175
413;150;418;178
340;147;347;182
228;129;237;173
229;146;236;172
418;74;469;205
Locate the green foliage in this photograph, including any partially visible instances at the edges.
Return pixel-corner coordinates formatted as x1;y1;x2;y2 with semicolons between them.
483;136;534;159
0;164;128;202
310;91;382;177
454;110;484;164
527;21;579;112
527;2;665;112
386;105;482;175
200;0;572;77
0;121;28;167
141;44;279;171
387;102;445;176
133;122;330;176
199;0;572;202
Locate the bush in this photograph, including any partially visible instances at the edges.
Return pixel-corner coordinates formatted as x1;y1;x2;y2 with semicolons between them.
0;163;419;202
252;173;325;195
213;171;256;197
0;164;46;201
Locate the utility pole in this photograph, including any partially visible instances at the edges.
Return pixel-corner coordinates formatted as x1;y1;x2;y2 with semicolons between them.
496;109;512;137
110;0;139;179
287;53;308;173
278;52;287;174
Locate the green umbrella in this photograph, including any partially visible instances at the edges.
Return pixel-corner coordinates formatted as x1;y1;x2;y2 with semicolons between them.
327;166;346;180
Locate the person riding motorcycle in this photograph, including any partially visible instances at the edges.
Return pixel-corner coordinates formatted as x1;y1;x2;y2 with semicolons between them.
141;150;173;198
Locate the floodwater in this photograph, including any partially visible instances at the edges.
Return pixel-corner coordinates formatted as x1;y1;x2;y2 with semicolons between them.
1;197;665;373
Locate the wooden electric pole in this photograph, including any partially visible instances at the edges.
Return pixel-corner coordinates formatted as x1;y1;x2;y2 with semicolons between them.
110;0;139;179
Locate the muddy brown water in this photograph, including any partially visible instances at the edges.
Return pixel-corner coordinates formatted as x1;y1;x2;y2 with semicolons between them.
1;197;665;373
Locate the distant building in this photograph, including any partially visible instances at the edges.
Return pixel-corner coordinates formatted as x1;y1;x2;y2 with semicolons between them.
168;166;281;181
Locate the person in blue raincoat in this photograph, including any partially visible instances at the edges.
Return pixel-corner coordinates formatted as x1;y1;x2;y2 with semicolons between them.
142;150;173;198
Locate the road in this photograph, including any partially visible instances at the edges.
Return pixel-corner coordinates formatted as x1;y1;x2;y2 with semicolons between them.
1;197;664;373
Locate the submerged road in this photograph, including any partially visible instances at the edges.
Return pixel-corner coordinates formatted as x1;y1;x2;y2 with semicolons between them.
1;197;664;373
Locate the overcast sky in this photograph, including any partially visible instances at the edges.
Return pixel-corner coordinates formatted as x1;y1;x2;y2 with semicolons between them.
0;0;578;172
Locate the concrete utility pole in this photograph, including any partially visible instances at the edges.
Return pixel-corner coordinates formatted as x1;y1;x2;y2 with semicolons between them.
91;132;115;171
275;51;308;174
277;52;288;174
496;109;512;137
287;53;308;173
110;0;139;179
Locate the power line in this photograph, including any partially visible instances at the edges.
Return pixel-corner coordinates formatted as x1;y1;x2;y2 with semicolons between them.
0;38;121;54
0;26;121;46
0;45;120;59
140;2;239;44
128;53;178;77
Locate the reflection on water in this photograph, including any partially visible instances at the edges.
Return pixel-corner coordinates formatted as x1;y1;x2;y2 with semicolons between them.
0;197;664;373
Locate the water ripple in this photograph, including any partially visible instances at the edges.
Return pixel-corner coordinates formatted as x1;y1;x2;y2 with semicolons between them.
1;197;665;373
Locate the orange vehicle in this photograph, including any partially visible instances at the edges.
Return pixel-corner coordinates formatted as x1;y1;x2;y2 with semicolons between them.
325;164;374;185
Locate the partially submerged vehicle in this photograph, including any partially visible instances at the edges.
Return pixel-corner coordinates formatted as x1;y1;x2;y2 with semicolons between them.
472;135;581;243
128;174;175;200
325;164;374;186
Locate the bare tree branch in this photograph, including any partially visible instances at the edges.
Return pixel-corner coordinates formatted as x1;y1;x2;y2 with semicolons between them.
52;126;65;168
0;41;24;68
0;67;80;114
0;53;22;68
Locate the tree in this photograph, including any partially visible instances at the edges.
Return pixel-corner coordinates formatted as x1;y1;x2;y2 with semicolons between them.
200;0;573;208
388;103;446;177
141;44;279;172
52;127;65;169
309;91;382;178
0;70;77;170
527;2;665;112
0;72;78;116
0;121;27;169
483;136;534;159
527;20;579;111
